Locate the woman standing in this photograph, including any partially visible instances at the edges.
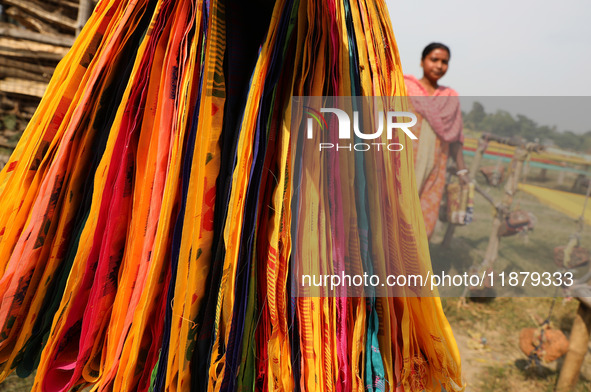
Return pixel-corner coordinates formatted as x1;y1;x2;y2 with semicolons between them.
405;43;468;239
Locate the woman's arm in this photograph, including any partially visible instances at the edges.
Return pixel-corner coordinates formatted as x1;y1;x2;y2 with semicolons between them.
450;141;469;184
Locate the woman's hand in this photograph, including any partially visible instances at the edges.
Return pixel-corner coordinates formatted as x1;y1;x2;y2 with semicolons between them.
456;169;470;185
450;142;470;184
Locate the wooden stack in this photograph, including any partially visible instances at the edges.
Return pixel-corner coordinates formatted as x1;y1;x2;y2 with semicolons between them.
0;0;95;146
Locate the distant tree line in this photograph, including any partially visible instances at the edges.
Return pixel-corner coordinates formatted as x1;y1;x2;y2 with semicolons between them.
462;102;591;152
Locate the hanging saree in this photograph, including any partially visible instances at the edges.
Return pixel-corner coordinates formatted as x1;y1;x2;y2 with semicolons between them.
0;0;463;391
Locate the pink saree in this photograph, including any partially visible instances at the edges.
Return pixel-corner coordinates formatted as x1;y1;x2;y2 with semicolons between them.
404;75;463;238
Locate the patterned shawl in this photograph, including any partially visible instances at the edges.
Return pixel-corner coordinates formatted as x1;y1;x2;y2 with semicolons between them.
404;75;464;144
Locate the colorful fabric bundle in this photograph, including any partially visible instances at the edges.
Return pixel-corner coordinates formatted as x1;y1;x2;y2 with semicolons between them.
0;0;463;391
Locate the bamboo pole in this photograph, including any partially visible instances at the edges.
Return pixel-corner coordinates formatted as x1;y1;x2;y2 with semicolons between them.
469;136;489;177
4;6;60;35
461;143;542;299
0;23;74;46
441;136;490;248
3;0;77;32
479;148;527;271
76;0;94;36
555;302;591;391
440;224;456;249
558;170;565;186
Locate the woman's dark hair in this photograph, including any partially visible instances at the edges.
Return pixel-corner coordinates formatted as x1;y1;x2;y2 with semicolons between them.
421;42;451;60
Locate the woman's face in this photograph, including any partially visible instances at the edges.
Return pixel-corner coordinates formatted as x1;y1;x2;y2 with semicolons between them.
421;48;450;83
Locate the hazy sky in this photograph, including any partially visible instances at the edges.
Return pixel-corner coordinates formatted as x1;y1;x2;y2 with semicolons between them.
385;0;591;132
386;0;591;96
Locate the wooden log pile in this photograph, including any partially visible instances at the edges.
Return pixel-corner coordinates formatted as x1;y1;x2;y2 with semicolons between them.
0;0;95;139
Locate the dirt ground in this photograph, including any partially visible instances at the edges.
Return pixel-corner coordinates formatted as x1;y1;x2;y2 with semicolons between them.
444;297;591;392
